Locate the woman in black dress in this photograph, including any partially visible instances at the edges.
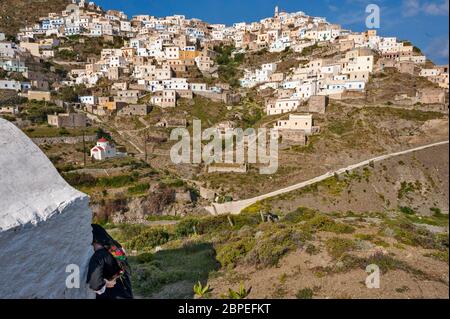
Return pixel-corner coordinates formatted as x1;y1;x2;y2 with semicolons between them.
87;224;133;299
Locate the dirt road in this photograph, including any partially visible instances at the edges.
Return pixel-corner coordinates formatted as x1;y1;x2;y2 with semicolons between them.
205;140;450;215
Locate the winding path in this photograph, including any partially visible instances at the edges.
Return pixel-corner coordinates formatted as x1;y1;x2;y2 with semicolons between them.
204;140;449;215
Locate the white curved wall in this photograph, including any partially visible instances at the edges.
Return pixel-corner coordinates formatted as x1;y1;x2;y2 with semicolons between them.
0;118;94;298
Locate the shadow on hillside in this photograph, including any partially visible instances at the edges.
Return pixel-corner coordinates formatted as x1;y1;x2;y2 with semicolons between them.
129;242;220;299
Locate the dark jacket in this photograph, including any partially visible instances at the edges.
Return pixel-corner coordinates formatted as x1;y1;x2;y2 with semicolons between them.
87;248;133;299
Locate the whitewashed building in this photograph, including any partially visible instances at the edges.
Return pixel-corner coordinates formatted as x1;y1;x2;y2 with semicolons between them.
90;137;117;160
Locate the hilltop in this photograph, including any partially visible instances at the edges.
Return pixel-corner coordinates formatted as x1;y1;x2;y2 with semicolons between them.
0;0;71;36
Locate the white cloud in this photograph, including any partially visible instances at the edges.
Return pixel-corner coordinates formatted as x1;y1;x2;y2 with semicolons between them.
328;5;339;12
402;0;449;17
335;10;367;26
423;0;449;15
403;0;421;16
425;36;449;63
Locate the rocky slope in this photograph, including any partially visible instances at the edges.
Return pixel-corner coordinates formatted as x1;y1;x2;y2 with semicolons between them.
260;143;449;216
0;0;71;36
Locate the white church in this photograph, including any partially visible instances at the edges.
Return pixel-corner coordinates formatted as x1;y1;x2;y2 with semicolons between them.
90;137;117;160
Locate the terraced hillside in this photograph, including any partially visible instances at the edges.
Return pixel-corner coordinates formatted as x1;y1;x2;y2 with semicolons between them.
105;143;449;299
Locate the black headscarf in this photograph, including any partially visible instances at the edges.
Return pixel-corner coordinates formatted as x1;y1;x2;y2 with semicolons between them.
91;224;122;248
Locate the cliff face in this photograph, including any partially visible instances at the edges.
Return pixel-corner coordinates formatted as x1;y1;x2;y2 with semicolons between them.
0;118;94;299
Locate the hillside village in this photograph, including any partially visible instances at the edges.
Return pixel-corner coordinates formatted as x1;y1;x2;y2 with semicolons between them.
1;1;448;113
0;0;449;299
0;0;448;209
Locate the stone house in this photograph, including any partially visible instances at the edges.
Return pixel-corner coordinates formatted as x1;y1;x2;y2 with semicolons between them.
156;117;187;128
396;61;416;75
27;90;51;101
207;163;247;173
416;88;446;104
150;89;177;108
115;89;141;104
47;113;87;128
308;95;328;114
117;104;152;116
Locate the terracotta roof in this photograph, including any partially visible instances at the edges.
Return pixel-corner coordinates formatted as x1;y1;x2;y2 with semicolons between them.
92;146;104;152
98;137;108;142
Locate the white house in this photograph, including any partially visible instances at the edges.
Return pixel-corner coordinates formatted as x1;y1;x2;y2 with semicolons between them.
0;80;21;91
266;97;301;115
420;68;440;77
79;95;97;105
342;55;373;74
240;63;277;88
90;137;117;160
345;81;365;90
190;83;208;92
274;114;313;135
120;21;132;32
163;78;189;90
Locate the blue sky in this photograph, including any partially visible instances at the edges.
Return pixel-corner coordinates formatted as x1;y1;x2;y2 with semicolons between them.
95;0;449;64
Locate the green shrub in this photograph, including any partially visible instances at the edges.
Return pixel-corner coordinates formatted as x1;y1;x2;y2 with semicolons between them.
354;234;389;248
132;242;219;297
322;252;430;279
397;181;421;199
217;238;255;268
63;172;97;187
424;251;449;264
325;237;356;259
381;218;445;250
161;178;185;188
127;228;171;250
136;252;154;264
58;128;70;136
240;201;271;214
302;214;354;234
196;215;230;234
98;174;138;188
113;224;148;243
399;206;415;215
245;228;308;268
328;120;353;136
225;282;251;299
145;215;181;222
175;218;200;238
193;281;211;298
430;207;442;215
195;213;260;234
127;183;150;195
296;288;314;299
231;213;261;229
23;102;64;123
282;207;317;223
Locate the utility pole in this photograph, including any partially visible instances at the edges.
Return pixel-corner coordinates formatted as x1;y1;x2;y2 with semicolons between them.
143;129;149;162
82;130;86;167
